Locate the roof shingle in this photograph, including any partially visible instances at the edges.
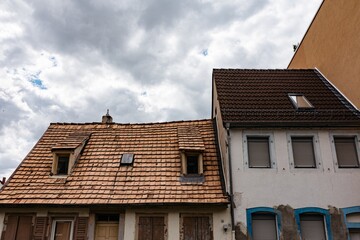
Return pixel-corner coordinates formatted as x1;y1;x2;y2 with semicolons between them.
0;119;228;206
213;69;360;126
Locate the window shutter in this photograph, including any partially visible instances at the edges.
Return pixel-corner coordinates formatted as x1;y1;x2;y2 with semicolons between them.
33;217;48;240
300;214;326;240
292;137;316;167
334;137;359;167
3;215;18;240
248;137;271;168
73;217;88;240
16;216;33;240
252;214;277;240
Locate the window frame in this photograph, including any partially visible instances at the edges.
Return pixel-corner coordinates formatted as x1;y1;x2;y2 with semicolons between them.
180;151;203;176
287;132;322;171
50;218;75;240
52;152;72;176
288;93;314;110
135;214;167;240
246;207;281;240
330;134;360;169
243;132;276;170
342;206;360;240
180;213;213;240
294;207;332;240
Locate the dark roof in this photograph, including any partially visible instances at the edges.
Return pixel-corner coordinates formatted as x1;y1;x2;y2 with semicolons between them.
0;119;228;206
213;69;360;127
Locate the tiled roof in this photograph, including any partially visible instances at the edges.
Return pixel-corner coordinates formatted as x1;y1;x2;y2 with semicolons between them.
0;120;228;206
213;69;360;126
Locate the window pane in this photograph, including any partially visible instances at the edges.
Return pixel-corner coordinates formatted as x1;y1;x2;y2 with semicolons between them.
349;229;360;240
55;221;72;240
252;213;277;240
300;214;326;240
187;155;199;174
292;137;316;168
57;156;69;175
248;137;271;168
334;137;359;168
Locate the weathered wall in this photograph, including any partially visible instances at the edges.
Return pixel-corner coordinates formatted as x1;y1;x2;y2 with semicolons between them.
229;128;360;238
123;207;232;240
288;0;360;108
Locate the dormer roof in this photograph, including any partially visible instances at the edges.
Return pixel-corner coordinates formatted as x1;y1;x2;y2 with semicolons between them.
213;69;360;127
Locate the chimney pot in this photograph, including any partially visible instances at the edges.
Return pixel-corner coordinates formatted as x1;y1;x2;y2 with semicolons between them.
102;109;113;123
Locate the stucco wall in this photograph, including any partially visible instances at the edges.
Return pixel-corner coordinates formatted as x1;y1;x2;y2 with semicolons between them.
288;0;360;108
123;207;232;240
229;128;360;227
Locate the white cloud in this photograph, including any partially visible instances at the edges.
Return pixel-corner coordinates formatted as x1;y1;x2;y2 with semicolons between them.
0;0;322;178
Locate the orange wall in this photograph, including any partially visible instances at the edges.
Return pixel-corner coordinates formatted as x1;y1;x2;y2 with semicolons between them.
288;0;360;108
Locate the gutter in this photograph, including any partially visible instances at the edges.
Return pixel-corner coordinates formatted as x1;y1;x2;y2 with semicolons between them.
225;123;236;235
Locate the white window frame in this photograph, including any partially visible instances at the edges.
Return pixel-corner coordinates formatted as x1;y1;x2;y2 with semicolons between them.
50;218;75;240
287;132;322;171
243;132;277;170
330;132;360;172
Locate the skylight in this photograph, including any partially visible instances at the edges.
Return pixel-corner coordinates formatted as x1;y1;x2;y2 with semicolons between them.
121;153;134;165
288;94;313;109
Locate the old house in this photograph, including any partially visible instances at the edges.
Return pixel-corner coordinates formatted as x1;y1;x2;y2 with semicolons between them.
288;0;360;108
212;69;360;239
0;117;231;239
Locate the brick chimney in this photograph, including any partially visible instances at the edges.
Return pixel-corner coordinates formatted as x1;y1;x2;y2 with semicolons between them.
102;109;113;123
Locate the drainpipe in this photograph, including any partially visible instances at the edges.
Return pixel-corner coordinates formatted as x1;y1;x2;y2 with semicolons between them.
226;123;236;239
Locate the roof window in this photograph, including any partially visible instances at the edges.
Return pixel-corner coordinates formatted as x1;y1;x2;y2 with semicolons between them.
288;94;313;109
121;153;134;165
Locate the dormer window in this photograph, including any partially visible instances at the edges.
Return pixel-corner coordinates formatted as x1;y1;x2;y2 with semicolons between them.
181;151;204;176
288;94;313;109
51;132;91;177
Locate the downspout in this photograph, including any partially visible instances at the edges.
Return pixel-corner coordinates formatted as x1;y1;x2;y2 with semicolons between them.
226;122;236;239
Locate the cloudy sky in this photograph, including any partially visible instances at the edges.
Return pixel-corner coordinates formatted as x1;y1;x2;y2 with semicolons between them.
0;0;322;179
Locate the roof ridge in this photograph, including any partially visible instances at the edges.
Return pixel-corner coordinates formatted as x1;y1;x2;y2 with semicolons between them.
213;68;315;71
50;118;212;126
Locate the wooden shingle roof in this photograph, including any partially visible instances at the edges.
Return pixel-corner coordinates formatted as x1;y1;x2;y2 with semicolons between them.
213;69;360;127
0;119;228;206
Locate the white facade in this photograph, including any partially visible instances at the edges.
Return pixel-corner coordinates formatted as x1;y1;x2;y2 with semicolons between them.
228;128;360;227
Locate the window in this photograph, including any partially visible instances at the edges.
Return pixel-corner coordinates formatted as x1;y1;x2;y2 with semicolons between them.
252;213;277;240
57;155;69;175
295;208;331;240
342;206;360;239
2;215;33;240
95;214;119;240
299;214;327;239
137;215;166;240
334;137;360;168
288;94;313;109
181;215;212;240
291;137;316;168
181;152;203;175
50;219;74;240
247;208;281;240
121;153;135;165
247;137;271;168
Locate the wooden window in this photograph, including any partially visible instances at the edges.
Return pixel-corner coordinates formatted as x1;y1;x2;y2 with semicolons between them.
50;219;74;240
291;137;316;168
2;215;33;240
299;214;326;240
334;137;360;168
137;216;166;240
252;213;277;240
247;137;271;168
181;216;212;240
